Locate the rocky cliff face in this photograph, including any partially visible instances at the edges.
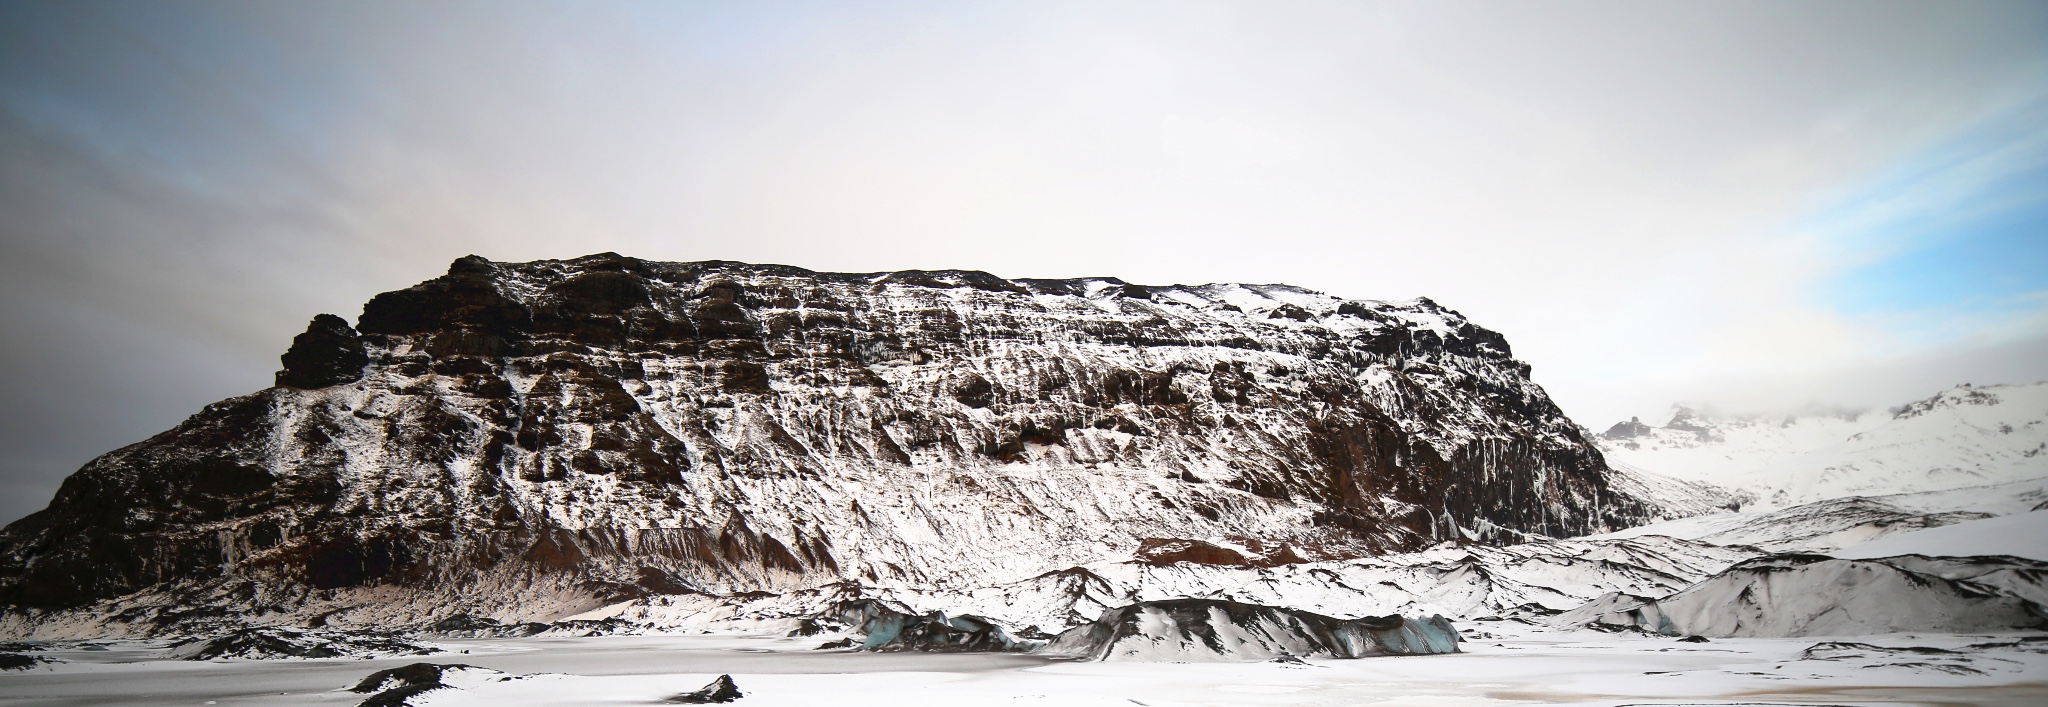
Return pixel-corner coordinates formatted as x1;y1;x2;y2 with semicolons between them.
0;254;1659;631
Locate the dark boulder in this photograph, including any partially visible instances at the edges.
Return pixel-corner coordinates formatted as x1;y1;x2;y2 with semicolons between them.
275;314;368;388
667;674;743;703
350;662;484;707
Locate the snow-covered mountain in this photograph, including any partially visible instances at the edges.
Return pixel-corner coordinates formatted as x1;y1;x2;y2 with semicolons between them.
1598;381;2048;510
0;254;1669;635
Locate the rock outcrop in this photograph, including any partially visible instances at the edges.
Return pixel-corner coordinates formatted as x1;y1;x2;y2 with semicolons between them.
168;626;441;660
0;254;1662;634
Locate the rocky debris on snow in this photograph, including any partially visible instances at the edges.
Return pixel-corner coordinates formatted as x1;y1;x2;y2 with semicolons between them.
0;254;1667;631
579;535;1760;639
168;627;441;661
815;637;856;649
0;652;46;670
666;674;743;704
421;614;550;638
1565;554;2048;637
1042;599;1458;661
1691;497;1990;553
784;616;842;637
831;599;1035;652
546;616;640;637
1793;637;2048;678
350;662;499;707
1596;477;2048;556
1872;554;2048;605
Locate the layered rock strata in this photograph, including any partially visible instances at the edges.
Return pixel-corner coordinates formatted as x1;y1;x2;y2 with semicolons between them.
0;254;1660;631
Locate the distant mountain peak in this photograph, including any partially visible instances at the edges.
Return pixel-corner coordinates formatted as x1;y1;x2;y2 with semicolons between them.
1597;381;2048;510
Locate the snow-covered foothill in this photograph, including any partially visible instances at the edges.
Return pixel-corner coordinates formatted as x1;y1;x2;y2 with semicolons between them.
1591;476;2048;554
1041;599;1457;661
1567;554;2048;637
1832;510;2048;562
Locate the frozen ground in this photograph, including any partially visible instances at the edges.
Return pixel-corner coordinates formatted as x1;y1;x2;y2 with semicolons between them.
3;626;2044;706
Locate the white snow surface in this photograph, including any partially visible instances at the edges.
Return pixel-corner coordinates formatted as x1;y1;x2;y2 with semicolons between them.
4;629;2046;706
1833;510;2048;561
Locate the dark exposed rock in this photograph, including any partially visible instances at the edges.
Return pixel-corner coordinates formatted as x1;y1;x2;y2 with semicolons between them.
1600;417;1652;440
667;674;743;703
351;662;485;707
276;314;369;389
0;255;1665;630
0;653;39;670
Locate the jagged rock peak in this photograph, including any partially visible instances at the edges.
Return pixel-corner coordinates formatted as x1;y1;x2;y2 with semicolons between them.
0;254;1660;634
1890;382;2004;419
276;314;368;389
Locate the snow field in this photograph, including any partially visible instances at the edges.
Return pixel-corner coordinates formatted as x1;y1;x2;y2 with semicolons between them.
5;629;2046;706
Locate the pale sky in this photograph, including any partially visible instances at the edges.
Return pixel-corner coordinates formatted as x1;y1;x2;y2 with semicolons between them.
2;0;2046;522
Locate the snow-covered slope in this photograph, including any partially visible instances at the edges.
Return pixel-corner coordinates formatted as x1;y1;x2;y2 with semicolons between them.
1598;382;2048;510
1569;554;2048;637
1040;599;1458;661
1593;476;2048;554
0;254;1665;636
1833;511;2048;562
563;535;1758;639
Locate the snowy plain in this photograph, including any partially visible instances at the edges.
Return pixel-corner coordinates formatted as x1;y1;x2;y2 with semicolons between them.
5;627;2047;707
